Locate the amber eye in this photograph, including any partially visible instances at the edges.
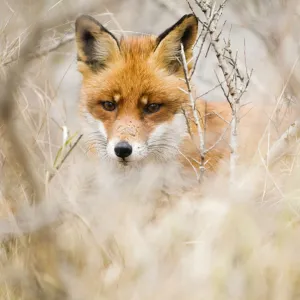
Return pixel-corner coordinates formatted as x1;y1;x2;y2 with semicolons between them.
144;103;162;114
100;101;117;112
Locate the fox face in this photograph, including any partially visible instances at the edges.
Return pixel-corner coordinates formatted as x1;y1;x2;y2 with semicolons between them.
75;14;198;165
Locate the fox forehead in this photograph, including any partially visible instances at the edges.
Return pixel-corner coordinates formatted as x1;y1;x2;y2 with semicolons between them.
81;36;185;107
120;35;157;60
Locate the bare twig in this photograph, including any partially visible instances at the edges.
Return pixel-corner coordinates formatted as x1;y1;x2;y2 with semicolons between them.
187;1;216;79
196;76;227;99
203;125;230;155
1;2;106;68
180;43;206;179
47;134;83;182
2;32;75;67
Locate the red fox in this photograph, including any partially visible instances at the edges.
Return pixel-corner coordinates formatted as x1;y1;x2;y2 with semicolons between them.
75;14;231;181
74;14;282;194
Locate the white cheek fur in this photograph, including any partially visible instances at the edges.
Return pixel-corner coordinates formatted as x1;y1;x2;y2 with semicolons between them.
148;113;187;146
97;120;107;139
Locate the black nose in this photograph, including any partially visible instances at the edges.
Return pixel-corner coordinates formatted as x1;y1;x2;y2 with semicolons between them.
114;141;132;159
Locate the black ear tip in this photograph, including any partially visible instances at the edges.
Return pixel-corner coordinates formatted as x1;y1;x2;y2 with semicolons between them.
184;13;196;18
156;13;198;46
184;13;198;25
75;14;103;32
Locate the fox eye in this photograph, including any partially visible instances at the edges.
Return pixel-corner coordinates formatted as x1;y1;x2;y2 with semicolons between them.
144;103;162;114
100;101;117;111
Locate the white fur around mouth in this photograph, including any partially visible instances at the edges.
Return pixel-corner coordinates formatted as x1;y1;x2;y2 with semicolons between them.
83;109;187;164
107;139;148;162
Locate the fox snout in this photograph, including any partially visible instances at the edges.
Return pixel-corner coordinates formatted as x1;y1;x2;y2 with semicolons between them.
107;137;147;162
106;117;148;162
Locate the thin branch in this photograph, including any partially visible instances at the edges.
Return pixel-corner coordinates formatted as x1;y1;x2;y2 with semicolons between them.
205;111;230;125
180;43;206;179
2;1;105;68
196;78;226;98
203;125;230;155
181;107;194;137
2;32;75;66
47;134;83;182
177;148;200;181
187;1;215;79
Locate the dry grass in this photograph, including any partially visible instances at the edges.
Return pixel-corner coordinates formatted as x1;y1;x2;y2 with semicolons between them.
0;0;300;299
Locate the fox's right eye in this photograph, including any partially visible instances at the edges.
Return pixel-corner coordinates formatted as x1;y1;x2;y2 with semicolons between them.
100;101;117;112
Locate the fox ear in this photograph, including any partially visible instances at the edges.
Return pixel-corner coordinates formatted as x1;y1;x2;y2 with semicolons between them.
75;15;120;72
154;14;198;74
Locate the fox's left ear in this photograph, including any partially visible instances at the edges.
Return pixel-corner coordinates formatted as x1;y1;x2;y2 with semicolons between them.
154;14;198;74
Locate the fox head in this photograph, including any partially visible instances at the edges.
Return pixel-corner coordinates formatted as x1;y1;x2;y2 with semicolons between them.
75;14;198;166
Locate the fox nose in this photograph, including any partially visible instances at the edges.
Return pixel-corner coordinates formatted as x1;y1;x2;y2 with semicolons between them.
114;141;132;159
